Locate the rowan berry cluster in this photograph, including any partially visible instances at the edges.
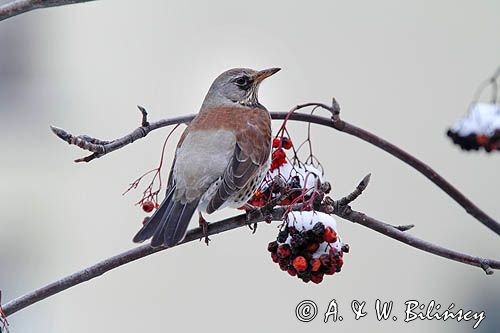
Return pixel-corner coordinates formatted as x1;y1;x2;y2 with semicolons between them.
448;103;500;152
268;211;347;284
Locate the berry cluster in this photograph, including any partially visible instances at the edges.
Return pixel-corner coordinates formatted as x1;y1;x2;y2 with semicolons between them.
247;140;323;208
268;211;347;284
271;137;293;171
447;103;500;152
246;173;303;207
447;130;500;152
247;136;323;208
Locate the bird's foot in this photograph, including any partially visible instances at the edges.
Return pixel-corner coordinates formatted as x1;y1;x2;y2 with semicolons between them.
245;206;261;222
199;213;210;246
245;207;262;234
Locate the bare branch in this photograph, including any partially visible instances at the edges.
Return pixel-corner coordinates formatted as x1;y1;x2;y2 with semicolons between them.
337;209;497;275
51;103;500;235
0;209;281;317
51;110;193;163
2;178;498;318
277;101;500;236
337;173;371;206
0;0;96;22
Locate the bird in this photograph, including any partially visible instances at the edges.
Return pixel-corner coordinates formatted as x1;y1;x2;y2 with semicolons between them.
133;67;280;248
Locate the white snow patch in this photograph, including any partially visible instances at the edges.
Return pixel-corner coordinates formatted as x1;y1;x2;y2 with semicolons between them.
451;103;500;136
280;211;343;258
264;162;324;191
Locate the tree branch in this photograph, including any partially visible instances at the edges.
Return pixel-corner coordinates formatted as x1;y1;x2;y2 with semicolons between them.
51;107;193;162
51;102;500;235
2;176;498;318
283;100;500;236
0;0;96;21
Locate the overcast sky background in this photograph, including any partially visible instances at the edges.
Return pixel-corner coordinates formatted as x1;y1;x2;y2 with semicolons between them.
0;1;499;332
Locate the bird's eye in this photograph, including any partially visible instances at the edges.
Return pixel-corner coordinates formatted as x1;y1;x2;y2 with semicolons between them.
234;76;249;87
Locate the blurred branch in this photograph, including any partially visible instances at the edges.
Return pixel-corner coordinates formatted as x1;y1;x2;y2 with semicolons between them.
51;101;500;235
0;0;95;21
0;291;8;333
2;176;499;318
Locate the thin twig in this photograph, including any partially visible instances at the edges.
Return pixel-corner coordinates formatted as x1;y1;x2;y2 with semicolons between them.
0;0;96;22
51;109;192;163
0;209;281;318
2;177;498;318
275;101;500;236
341;209;498;275
51;104;500;235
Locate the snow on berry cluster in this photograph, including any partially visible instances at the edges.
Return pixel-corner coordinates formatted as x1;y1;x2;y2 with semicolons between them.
246;135;349;283
268;211;347;284
447;103;500;152
246;137;324;207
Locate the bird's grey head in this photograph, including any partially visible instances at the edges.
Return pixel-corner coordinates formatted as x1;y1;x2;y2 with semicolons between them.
202;67;280;109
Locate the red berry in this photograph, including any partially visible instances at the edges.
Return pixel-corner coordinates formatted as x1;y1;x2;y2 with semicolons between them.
476;134;489;146
323;227;337;243
267;241;278;253
278;198;291;206
325;265;336;275
292;256;308;271
271;252;279;263
311;272;324;284
306;242;320;253
272;138;280;148
142;200;155;213
277;244;292;258
271;149;287;171
319;254;332;267
142;217;150;225
282;137;293;150
287;267;297;276
336;257;344;268
310;258;321;272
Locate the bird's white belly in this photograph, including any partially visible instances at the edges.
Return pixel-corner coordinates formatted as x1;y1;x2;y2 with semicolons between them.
199;149;271;213
173;129;235;203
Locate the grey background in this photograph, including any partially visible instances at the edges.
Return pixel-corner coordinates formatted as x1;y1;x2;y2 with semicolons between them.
0;0;499;332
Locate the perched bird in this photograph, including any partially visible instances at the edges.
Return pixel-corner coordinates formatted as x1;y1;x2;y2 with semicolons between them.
133;67;280;247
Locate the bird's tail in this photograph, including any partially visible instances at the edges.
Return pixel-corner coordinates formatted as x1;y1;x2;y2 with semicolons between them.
133;186;199;247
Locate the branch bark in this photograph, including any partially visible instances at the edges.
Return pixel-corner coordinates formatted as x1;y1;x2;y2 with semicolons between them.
0;0;95;21
2;177;498;318
51;102;500;235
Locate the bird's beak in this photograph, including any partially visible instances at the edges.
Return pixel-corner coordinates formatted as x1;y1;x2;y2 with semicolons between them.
254;67;281;83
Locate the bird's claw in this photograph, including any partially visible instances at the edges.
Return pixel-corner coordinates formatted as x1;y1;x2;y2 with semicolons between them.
199;215;211;246
245;208;261;222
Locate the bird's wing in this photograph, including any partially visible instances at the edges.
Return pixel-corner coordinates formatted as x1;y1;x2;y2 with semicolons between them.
206;113;271;213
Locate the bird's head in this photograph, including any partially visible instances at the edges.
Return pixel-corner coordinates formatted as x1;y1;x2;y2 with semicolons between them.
202;67;280;108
